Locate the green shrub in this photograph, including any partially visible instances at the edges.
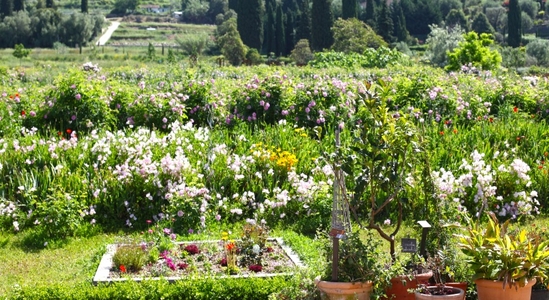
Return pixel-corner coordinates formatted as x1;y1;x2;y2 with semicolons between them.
446;32;502;71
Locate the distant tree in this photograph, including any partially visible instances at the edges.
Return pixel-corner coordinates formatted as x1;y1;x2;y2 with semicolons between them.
207;0;227;23
485;7;506;33
331;18;387;53
446;31;502;71
275;5;286;56
245;48;263;65
113;0;139;14
1;0;13;17
46;0;54;8
263;0;276;54
401;0;442;35
508;0;522;47
0;11;32;47
290;38;314;65
218;17;246;65
284;10;296;55
471;12;495;34
526;38;549;66
376;0;394;42
364;0;375;27
521;11;533;32
424;23;464;66
446;9;468;29
311;0;333;51
81;0;88;13
237;0;263;50
228;0;237;11
59;13;94;53
519;0;539;20
342;0;357;19
295;0;311;42
392;0;409;42
12;43;31;65
176;34;208;65
182;0;209;23
13;0;23;12
438;0;462;19
31;8;63;47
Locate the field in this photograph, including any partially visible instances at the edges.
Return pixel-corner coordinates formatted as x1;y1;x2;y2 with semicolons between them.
1;52;549;299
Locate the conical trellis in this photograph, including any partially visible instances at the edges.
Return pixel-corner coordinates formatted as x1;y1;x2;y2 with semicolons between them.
331;129;351;236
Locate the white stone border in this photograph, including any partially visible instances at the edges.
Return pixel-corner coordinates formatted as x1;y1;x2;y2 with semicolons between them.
92;237;304;285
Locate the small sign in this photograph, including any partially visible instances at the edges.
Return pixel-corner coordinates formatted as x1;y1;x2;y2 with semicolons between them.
401;238;417;253
329;228;345;238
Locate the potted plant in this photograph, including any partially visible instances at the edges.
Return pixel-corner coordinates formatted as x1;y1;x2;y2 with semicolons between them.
457;212;549;300
316;80;428;300
413;251;466;300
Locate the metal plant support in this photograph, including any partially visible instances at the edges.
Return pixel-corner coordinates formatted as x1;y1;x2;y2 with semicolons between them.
330;128;352;281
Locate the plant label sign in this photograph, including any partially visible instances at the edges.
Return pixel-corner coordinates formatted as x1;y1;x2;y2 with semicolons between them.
401;238;417;253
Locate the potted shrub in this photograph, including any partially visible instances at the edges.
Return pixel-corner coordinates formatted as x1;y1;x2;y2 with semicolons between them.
413;251;466;300
457;212;549;300
316;80;428;299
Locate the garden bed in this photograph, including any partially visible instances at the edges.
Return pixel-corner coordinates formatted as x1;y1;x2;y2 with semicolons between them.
93;238;304;284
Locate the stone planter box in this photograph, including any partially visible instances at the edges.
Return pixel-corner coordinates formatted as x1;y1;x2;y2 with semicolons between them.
93;237;304;284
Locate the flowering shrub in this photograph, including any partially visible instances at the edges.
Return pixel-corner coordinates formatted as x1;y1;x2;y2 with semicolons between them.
432;150;539;219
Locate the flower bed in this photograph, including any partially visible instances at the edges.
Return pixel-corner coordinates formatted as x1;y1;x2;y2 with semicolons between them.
93;238;304;284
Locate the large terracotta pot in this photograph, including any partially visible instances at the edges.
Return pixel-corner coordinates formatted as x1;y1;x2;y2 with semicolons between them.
476;278;536;300
444;282;467;300
383;272;433;300
315;278;373;300
414;286;465;300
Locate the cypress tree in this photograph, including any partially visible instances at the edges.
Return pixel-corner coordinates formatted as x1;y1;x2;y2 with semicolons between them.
376;0;394;42
285;11;296;55
0;0;13;16
392;1;409;42
311;0;333;51
237;0;263;50
81;0;88;13
508;0;522;47
228;0;237;11
365;0;375;27
13;0;22;12
263;0;276;55
275;4;286;56
295;0;311;42
342;0;357;19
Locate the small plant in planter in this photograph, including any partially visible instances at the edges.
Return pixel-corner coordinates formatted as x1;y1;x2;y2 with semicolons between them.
112;244;149;273
457;212;549;300
413;251;466;299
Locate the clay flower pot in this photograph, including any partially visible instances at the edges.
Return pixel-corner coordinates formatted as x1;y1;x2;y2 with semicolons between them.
414;286;465;300
382;271;433;300
475;278;536;300
315;278;373;300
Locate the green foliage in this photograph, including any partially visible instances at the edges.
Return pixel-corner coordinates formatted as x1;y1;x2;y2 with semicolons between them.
331;18;387;54
500;45;527;69
309;47;405;68
0;11;32;47
245;48;263;65
424;24;465;67
290;39;314;65
458;212;549;287
112;244;149;272
218;17;246;65
147;42;156;60
341;0;357;19
12;43;31;62
311;0;333;51
446;31;502;71
526;38;549;66
275;5;285;56
508;0;522;47
236;0;263;50
470;12;495;35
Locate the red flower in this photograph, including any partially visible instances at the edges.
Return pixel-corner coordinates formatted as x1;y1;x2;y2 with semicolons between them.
513;107;518;113
220;257;227;266
15;93;19;97
539;166;544;169
184;244;200;255
21;110;26;116
453;129;458;134
439;131;444;135
226;242;236;251
489;117;494;123
66;129;72;134
249;264;262;272
177;263;188;270
119;265;126;273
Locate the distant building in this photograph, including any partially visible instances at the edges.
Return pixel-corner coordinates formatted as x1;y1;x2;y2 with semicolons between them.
140;4;168;13
173;11;183;19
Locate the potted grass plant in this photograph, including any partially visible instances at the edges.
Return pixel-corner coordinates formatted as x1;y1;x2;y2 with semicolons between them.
457;212;549;300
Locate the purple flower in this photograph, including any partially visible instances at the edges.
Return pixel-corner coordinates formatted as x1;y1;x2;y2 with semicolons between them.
75;94;81;100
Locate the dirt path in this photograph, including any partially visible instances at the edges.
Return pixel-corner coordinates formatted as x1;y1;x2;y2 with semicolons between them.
96;20;121;46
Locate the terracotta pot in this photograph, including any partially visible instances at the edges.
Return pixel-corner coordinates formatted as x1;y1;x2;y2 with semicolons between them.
444;282;467;300
383;272;433;300
414;286;465;300
475;278;536;300
315;278;373;300
531;289;549;300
